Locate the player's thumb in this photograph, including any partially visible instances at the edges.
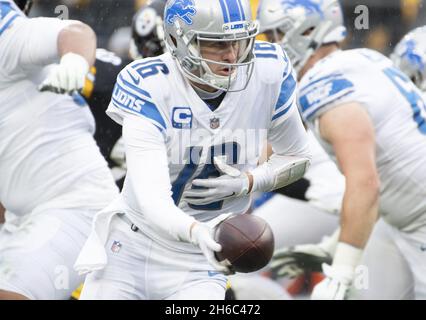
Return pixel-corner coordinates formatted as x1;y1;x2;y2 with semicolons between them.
213;156;241;177
204;235;222;252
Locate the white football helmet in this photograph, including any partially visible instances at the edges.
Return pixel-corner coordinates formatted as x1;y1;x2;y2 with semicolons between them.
163;0;259;92
257;0;346;74
391;26;426;92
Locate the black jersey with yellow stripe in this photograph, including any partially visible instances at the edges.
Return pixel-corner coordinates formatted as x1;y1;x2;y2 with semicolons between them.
83;49;131;188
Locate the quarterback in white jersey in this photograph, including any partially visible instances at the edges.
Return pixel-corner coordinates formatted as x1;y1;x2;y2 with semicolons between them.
75;0;310;300
0;0;118;299
258;0;426;299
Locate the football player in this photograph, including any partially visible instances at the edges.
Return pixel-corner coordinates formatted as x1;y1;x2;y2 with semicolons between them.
0;0;118;299
74;0;311;300
258;0;426;299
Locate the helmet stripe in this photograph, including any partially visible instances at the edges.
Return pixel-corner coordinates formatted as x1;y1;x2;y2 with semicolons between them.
224;0;243;22
235;0;246;21
218;0;231;23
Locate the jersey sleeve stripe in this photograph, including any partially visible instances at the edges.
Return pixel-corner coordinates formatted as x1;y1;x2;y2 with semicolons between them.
299;73;344;93
274;72;297;111
117;73;152;99
254;53;278;59
301;88;355;121
0;12;19;36
111;100;166;133
271;102;294;121
111;83;167;131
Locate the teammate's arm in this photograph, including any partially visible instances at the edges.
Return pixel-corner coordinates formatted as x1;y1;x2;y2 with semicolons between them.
320;102;379;249
3;17;96;93
311;102;380;299
39;20;96;94
57;21;96;68
3;18;95;72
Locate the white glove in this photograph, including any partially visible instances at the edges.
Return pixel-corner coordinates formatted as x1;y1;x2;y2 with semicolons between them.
310;263;354;300
270;228;339;278
189;213;234;275
39;52;89;95
183;156;250;206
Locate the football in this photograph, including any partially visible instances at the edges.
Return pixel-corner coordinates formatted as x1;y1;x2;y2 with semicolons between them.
214;214;275;273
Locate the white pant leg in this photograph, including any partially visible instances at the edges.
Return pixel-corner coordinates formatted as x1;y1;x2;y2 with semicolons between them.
80;268;142;300
351;220;415;300
0;208;94;300
80;215;227;300
254;194;339;248
165;281;225;300
389;224;426;299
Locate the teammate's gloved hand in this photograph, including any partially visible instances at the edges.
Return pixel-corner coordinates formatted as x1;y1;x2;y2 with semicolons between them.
189;213;235;275
270;243;333;278
270;229;339;279
310;263;354;300
39;53;89;95
183;156;250;205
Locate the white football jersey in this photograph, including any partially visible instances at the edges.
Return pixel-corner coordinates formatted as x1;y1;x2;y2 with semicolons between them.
299;48;426;231
107;42;310;237
0;2;117;215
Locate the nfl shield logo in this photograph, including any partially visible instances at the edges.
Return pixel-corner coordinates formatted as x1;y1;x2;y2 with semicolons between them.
210;117;220;129
111;240;122;253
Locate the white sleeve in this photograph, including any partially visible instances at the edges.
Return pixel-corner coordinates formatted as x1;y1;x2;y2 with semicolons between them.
268;102;311;157
122;114;196;242
250;101;312;192
248;49;311;192
298;64;356;123
0;17;76;76
264;48;310;159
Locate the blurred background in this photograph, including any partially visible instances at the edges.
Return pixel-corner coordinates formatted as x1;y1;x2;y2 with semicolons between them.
29;0;426;57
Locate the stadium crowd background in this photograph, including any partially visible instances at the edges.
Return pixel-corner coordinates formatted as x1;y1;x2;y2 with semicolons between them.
29;0;426;58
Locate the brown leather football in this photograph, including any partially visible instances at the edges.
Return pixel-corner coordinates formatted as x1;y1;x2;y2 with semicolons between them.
214;214;275;273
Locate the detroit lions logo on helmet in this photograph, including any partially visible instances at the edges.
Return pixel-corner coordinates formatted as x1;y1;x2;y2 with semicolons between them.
401;39;426;72
165;0;196;25
281;0;324;18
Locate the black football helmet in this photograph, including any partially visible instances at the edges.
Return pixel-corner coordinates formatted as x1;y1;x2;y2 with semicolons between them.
14;0;33;15
129;0;166;60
